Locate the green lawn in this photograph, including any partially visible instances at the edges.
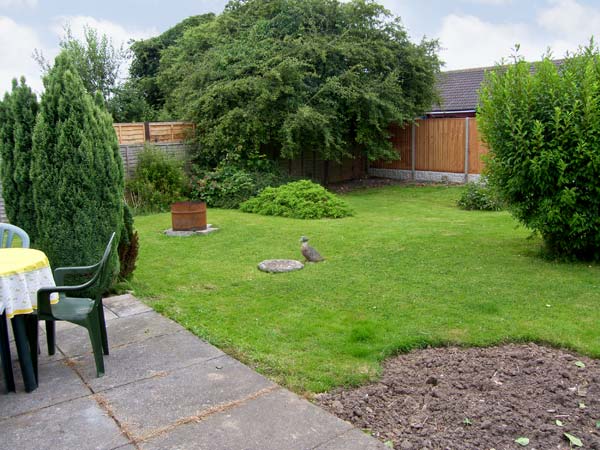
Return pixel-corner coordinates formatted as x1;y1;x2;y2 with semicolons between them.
130;185;600;393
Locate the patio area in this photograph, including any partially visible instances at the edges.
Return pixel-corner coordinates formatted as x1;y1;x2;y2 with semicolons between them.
0;294;385;450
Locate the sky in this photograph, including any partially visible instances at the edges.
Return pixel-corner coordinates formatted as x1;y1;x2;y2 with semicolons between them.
2;0;600;96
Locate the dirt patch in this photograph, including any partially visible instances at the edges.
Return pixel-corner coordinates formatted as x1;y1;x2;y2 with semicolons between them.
316;344;600;449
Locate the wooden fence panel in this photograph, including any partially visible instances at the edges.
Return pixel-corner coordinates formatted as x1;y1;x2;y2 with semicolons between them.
148;122;195;143
415;118;465;172
113;123;145;145
468;118;488;174
370;123;411;170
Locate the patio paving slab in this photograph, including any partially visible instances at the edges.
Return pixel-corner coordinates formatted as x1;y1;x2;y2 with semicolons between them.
314;428;389;449
0;359;89;419
100;354;276;439
56;310;182;357
141;388;380;450
73;329;224;392
0;396;129;450
103;293;152;317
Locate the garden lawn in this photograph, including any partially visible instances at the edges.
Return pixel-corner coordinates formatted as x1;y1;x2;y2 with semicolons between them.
130;185;600;393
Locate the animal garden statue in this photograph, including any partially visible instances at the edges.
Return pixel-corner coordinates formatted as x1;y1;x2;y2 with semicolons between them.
300;236;324;262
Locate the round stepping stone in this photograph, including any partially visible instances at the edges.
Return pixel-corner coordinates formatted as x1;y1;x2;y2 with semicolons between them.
258;259;304;273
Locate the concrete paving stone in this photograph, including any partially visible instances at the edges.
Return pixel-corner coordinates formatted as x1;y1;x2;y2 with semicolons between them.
74;330;224;392
103;294;152;317
101;354;276;439
56;310;182;358
314;428;388;449
0;396;129;450
141;388;355;450
53;305;119;333
7;328;66;366
0;359;90;419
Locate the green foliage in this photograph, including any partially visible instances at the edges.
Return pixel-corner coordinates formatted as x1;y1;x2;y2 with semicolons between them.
153;0;440;164
31;52;124;295
478;45;600;260
189;163;292;209
125;145;186;213
35;26;125;104
124;14;216;119
0;77;38;239
118;204;139;280
240;179;352;219
457;181;503;211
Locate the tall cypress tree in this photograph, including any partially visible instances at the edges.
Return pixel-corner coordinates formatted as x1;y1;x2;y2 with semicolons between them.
0;77;38;237
31;52;124;293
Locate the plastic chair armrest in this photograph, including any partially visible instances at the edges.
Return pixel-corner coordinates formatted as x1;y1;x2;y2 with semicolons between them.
53;262;101;285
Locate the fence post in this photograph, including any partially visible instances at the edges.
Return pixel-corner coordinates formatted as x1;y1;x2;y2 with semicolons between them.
464;117;470;183
411;123;416;181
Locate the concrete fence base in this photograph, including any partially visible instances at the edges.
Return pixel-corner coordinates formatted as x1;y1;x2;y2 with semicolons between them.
368;168;481;184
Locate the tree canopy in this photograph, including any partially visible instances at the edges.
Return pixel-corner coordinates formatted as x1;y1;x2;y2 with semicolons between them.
126;0;440;165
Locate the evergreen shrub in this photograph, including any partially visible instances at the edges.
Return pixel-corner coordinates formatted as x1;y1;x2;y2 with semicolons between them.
240;179;352;219
0;77;38;238
118;204;139;280
31;53;124;295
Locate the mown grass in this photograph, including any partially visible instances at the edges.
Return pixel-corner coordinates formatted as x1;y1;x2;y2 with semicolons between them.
130;185;600;393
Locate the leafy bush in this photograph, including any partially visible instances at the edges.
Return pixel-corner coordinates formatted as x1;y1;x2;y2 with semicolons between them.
118;204;139;281
125;145;186;213
189;164;292;209
478;46;600;260
457;181;503;211
240;180;352;219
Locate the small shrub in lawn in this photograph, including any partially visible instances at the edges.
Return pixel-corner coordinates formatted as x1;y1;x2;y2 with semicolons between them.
118;204;139;281
457;182;503;211
240;179;353;219
125;145;186;213
189;164;292;209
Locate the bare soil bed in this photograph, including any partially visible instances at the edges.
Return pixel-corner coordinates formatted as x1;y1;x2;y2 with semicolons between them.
316;344;600;450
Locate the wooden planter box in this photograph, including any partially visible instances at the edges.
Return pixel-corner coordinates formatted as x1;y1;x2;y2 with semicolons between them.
171;201;207;231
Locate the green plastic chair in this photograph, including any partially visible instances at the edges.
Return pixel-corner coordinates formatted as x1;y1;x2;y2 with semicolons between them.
0;223;31;392
36;232;116;378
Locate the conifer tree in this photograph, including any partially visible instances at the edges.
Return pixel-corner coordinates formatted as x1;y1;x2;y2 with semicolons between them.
0;77;38;237
31;52;124;293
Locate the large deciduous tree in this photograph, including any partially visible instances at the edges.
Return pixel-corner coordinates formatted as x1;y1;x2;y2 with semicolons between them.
478;46;600;260
0;77;38;238
149;0;440;165
31;52;124;293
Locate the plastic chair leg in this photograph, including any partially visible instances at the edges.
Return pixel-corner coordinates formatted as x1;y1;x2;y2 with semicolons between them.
46;321;56;356
98;300;109;355
87;312;105;378
10;316;37;392
0;311;15;393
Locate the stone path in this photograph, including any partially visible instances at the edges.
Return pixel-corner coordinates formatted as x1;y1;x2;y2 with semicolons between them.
0;294;386;450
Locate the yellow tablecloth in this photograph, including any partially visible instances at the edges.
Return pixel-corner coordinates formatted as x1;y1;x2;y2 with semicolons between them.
0;248;58;318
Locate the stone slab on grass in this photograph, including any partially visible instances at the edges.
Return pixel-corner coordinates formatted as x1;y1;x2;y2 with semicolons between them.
103;294;153;317
101;355;276;439
258;259;304;273
0;360;89;419
164;224;219;236
314;429;387;449
142;388;354;450
56;310;182;358
74;330;224;392
0;396;129;450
